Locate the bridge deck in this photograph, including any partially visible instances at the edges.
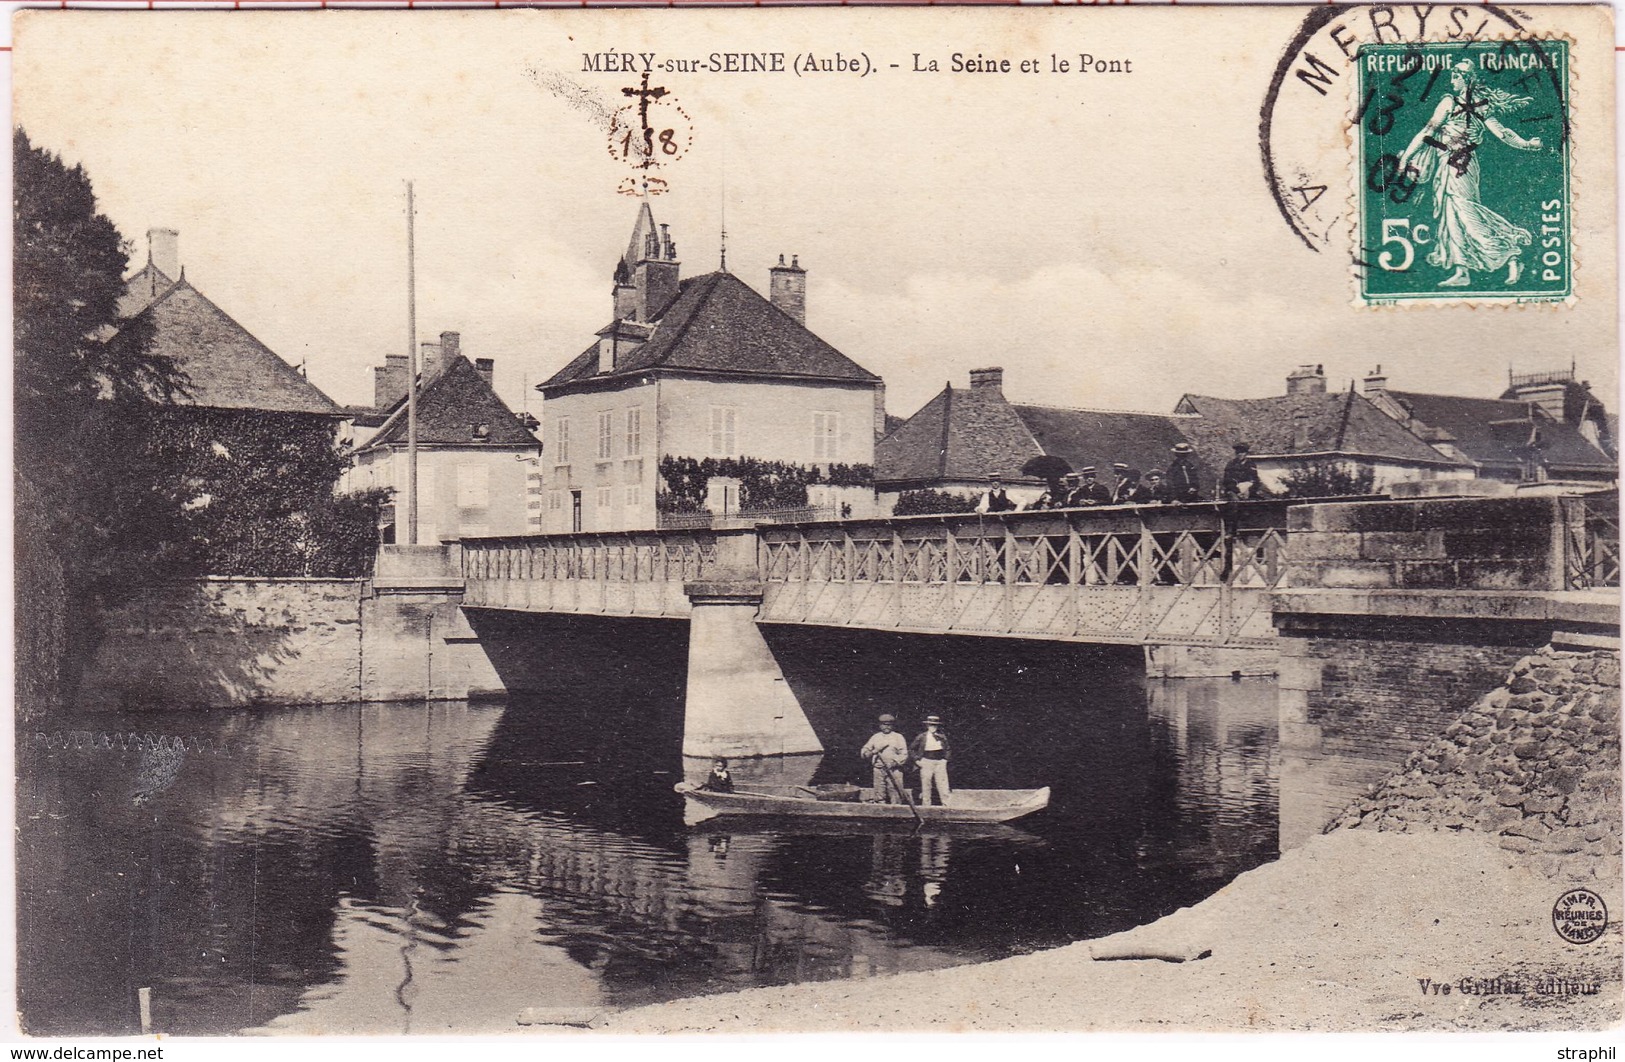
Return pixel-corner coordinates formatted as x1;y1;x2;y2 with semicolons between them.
460;502;1296;647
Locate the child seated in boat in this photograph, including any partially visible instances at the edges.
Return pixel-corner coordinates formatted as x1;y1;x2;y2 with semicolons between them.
698;757;734;793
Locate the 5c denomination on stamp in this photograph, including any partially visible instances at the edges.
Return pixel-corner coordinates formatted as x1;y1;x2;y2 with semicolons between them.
1355;39;1571;304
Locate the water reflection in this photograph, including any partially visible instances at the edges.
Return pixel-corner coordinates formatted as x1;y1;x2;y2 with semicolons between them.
17;672;1278;1035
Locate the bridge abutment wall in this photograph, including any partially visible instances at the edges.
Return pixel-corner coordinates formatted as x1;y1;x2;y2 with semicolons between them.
76;548;505;710
1273;495;1618;848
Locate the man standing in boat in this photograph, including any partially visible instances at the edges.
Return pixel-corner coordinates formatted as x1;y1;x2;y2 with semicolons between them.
860;713;910;803
910;715;952;806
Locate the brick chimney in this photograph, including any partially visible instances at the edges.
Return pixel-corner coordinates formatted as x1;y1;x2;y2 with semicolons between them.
635;223;680;322
475;357;494;388
440;331;461;364
374;354;409;409
770;254;807;325
969;367;1004;394
1286;364;1327;395
420;339;443;379
1363;364;1388;394
148;227;179;278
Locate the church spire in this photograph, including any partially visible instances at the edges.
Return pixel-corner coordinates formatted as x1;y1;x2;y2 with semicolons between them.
614;201;679;323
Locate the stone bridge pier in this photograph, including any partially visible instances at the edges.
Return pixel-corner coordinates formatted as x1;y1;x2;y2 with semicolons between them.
682;580;822;759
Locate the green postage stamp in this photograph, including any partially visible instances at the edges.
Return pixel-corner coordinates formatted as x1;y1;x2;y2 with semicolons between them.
1355;39;1571;304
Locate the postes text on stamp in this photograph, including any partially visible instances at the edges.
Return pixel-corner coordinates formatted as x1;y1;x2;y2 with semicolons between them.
1355;40;1570;304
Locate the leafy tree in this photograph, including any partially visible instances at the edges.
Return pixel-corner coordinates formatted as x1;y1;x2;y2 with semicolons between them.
1276;459;1378;499
14;127;200;714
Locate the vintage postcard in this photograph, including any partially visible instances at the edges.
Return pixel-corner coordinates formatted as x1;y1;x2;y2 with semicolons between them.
9;2;1620;1043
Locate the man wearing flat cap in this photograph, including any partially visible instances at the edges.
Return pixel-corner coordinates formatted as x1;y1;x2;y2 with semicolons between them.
909;714;953;806
860;713;910;803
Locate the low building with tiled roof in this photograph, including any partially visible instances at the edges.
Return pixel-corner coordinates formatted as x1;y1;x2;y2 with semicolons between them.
346;331;542;541
1175;365;1470;491
875;367;1209;508
1362;365;1616;486
536;203;884;532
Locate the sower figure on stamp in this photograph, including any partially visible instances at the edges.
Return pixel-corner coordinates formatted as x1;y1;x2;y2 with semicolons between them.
909;715;952;807
860;713;910;804
1398;60;1543;289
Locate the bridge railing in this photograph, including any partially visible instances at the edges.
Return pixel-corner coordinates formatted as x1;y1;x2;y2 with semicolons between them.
753;501;1294;645
459;528;757;617
1562;490;1620;590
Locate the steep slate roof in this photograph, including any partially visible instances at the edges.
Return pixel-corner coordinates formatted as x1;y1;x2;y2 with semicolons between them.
1175;390;1460;468
875;384;1205;486
875;384;1043;485
117;260;175;319
1015;404;1206;481
363;355;540;450
115;275;342;416
541;271;880;390
1385;391;1616;474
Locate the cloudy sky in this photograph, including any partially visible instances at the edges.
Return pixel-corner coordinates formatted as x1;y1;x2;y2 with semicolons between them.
14;7;1618;422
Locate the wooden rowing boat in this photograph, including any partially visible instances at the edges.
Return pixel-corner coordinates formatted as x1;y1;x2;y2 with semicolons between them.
674;781;1050;825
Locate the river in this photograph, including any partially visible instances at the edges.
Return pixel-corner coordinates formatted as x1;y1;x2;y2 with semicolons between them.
17;656;1277;1035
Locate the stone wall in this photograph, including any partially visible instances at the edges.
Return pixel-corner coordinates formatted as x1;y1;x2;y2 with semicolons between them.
1332;646;1621;883
1286;495;1564;591
1277;621;1541;846
78;578;501;710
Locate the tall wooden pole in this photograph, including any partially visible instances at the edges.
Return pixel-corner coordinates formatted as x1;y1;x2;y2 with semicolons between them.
405;180;419;546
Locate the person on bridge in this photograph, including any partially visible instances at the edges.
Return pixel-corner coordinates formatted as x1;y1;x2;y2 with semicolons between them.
1134;470;1166;504
1221;442;1263;500
1111;465;1140;505
1165;443;1202;503
1069;467;1112;507
860;713;910;803
976;475;1017;514
909;715;953;806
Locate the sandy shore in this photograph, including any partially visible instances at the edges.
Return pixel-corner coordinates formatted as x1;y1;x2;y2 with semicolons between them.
601;828;1621;1034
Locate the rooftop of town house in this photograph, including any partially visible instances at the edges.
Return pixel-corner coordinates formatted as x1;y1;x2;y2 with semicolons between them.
363;354;540;451
112;269;343;417
1380;390;1615;473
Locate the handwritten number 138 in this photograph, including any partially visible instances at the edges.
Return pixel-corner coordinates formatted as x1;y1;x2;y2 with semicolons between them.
619;129;681;159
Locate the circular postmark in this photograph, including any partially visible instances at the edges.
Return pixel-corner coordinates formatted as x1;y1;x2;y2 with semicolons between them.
1258;4;1568;259
606;72;694;172
1552;888;1608;944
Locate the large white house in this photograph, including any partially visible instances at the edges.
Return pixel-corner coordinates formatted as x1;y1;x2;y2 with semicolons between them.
536;203;884;532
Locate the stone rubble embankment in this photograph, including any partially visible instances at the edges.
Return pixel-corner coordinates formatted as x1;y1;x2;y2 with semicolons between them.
1333;645;1622;885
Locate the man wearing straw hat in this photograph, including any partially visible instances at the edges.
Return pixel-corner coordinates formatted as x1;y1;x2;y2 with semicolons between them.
910;715;953;807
